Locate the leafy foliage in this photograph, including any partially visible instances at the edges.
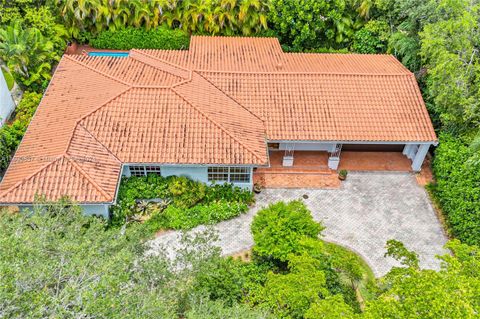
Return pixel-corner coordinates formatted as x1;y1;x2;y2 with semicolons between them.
111;175;254;230
363;240;480;318
53;0;269;39
431;134;480;245
250;254;330;318
420;0;480;129
269;0;353;50
0;92;42;172
351;20;389;53
0;21;60;91
0;198;262;318
90;27;190;50
251;200;324;262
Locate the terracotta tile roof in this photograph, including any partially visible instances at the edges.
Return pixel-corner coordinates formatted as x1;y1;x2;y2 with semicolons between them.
0;36;436;204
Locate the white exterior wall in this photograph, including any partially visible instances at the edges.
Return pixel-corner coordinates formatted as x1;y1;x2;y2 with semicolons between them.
161;166;209;183
0;69;15;126
123;165;253;190
279;142;336;152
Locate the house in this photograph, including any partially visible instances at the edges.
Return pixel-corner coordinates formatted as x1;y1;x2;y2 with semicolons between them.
0;36;437;217
0;68;15;126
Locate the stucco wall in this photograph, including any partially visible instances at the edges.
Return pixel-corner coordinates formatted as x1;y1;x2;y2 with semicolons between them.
0;69;15;126
123;165;253;190
279;142;336;152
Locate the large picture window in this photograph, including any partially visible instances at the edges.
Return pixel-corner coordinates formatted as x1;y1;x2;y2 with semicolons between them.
129;165;161;177
208;167;250;183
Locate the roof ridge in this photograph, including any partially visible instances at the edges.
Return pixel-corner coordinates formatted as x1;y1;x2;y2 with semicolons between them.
193;71;265;123
171;87;265;163
195;70;413;76
68;123;123;163
0;156;65;199
76;86;133;126
64;55;132;86
130;49;192;79
64;155;111;201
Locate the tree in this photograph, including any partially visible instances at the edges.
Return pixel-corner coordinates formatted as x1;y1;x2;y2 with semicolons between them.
351;20;389;53
249;254;331;319
363;240;480;318
374;0;437;71
305;295;358;319
420;0;480;129
251;200;324;262
268;0;354;50
0;21;59;90
0;199;237;317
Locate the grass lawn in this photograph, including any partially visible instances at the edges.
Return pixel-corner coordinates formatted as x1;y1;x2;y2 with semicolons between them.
323;241;376;308
1;67;14;90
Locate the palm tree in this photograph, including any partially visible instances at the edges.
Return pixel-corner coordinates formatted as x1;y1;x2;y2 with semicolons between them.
0;21;58;89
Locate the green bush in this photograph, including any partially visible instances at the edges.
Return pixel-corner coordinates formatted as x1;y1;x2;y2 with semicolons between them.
351;20;390;54
111;175;254;230
431;134;480;245
158;201;248;230
90;27;190;50
0;92;42;172
251;201;324;262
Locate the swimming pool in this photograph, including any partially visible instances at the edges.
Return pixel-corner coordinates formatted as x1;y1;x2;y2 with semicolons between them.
88;52;129;57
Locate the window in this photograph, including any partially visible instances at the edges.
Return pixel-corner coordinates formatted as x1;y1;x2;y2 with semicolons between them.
208;167;251;183
129;165;146;177
145;166;161;176
229;167;250;182
129;165;161;177
208;167;228;182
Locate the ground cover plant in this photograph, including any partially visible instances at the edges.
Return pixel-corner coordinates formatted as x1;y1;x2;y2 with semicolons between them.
111;175;254;231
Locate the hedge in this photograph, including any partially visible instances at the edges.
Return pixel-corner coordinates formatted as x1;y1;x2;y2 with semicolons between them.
90;27;190;50
431;134;480;245
0;92;42;172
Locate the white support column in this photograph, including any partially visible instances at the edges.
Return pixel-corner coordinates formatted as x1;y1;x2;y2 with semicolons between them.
402;144;412;156
411;144;430;172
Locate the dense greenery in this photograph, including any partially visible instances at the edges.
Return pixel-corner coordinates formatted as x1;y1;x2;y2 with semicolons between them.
0;198;260;318
111;175;254;230
53;0;269;38
3;197;480;318
90;27;190;50
431;134;480;245
251;200;324;262
0;92;42;173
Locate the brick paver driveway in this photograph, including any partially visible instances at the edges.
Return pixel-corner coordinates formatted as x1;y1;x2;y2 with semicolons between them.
149;172;448;277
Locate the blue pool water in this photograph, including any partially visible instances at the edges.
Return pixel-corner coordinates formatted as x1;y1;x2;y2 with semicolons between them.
88;52;129;57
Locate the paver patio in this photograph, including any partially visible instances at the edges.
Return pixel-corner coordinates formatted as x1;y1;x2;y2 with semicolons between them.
149;172;448;277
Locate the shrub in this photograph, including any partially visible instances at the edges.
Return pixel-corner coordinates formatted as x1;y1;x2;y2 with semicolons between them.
158;200;248;230
351;20;390;54
111;175;253;230
90;27;190;50
431;134;480;245
251;201;324;262
0;92;42;172
249;254;330;319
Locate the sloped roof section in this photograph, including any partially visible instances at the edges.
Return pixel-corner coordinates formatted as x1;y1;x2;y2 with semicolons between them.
0;36;436;204
201;72;435;142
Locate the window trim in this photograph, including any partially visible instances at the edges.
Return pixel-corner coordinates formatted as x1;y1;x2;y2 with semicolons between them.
128;165;161;177
208;167;251;183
